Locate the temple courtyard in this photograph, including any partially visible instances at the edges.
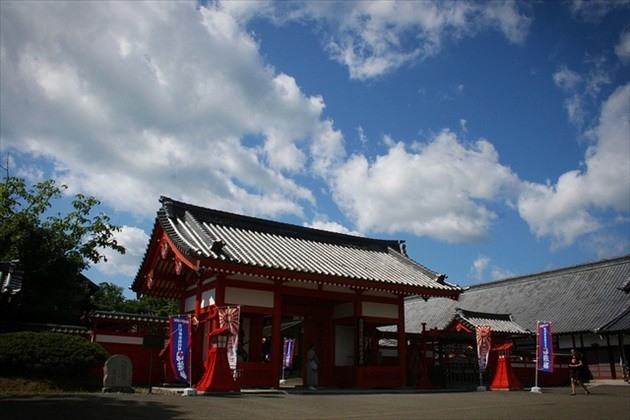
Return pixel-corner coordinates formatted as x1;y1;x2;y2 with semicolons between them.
1;382;627;419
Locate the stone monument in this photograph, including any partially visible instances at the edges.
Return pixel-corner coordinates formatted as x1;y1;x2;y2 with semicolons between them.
102;354;134;393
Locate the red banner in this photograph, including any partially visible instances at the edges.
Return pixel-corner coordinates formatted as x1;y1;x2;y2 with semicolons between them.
476;325;492;372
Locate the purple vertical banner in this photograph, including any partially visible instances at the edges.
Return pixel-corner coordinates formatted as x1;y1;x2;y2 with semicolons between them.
538;321;554;373
283;338;295;369
169;315;191;385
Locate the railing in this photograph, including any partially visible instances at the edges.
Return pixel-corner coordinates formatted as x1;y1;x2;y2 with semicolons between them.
234;362;275;388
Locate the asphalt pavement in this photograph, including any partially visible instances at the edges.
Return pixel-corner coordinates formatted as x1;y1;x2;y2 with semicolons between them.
1;382;628;419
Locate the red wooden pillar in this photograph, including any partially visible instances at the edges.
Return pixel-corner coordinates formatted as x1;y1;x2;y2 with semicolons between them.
323;306;333;387
354;290;362;386
397;295;407;387
270;282;282;387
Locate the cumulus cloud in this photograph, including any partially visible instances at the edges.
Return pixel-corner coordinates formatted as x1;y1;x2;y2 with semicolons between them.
0;1;341;219
1;0;626;255
221;0;532;80
97;226;150;277
517;84;630;248
330;130;520;243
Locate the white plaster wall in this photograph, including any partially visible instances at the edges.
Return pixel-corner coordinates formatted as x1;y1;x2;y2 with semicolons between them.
184;295;196;313
284;281;318;289
225;287;274;308
323;284;353;294
335;325;355;366
333;302;354;319
363;290;397;298
558;333;622;349
95;335;155;345
227;274;273;284
201;288;216;308
362;302;398;319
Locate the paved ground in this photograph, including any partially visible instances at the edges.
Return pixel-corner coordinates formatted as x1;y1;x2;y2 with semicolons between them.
1;383;628;419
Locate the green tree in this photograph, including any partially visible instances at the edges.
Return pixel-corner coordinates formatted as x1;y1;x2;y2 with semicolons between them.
0;176;125;324
91;282;180;317
89;282;127;312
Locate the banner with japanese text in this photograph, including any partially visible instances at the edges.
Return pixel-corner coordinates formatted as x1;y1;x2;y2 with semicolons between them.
169;315;191;385
218;306;240;371
283;338;296;369
476;325;492;372
537;321;554;373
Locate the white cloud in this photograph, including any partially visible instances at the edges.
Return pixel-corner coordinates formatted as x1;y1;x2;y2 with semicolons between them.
469;255;515;282
0;1;338;219
553;66;582;91
470;255;491;281
552;60;612;127
615;29;630;63
222;0;532;80
330;130;520;243
569;0;629;23
517;84;630;248
97;226;150;277
304;220;362;236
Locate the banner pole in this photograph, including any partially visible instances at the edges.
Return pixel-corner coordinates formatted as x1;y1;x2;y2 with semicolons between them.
183;314;197;396
189;314;193;386
531;321;542;393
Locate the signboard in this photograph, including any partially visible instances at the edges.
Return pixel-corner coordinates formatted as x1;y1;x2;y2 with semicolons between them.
537;321;554;373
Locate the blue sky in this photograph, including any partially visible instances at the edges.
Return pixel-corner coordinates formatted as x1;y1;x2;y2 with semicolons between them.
1;1;628;298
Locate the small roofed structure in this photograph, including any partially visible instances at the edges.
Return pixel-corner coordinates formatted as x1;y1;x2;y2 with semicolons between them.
132;196;462;389
446;309;530;336
402;308;528;390
445;309;528;391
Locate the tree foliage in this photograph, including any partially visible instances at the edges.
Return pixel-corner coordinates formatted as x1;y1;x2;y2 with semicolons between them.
90;282;180;317
0;176;125;324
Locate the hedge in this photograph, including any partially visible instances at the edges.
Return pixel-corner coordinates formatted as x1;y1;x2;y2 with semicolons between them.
0;331;109;377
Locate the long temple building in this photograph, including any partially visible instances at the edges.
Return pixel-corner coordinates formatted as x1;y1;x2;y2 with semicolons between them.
132;196;461;388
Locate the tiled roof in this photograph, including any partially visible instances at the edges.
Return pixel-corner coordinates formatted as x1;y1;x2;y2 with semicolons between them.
135;197;461;296
452;309;530;335
404;255;629;335
89;310;168;324
596;306;630;333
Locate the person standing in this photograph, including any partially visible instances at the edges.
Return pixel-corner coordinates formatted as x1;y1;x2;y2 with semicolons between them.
307;343;319;390
569;348;591;395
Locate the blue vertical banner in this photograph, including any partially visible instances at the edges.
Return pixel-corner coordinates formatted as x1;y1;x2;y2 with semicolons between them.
538;321;554;373
283;338;295;369
170;315;191;384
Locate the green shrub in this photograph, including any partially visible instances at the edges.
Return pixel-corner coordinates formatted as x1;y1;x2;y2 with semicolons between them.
0;332;109;377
